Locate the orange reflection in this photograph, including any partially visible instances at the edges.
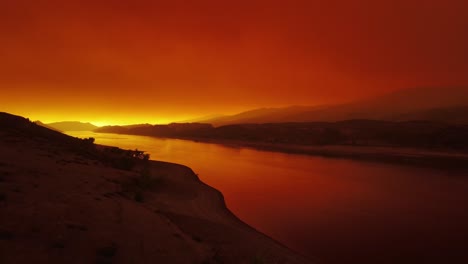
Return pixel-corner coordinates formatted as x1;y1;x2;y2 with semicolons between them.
67;131;468;263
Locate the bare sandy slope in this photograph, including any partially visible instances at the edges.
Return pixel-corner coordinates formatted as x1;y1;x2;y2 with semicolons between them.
0;132;310;263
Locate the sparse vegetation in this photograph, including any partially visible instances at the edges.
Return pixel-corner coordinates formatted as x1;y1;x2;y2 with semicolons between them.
51;240;65;249
251;254;267;264
137;166;159;189
96;244;117;258
83;137;95;144
121;159;160;203
134;191;144;203
99;147;151;171
114;156;137;171
192;235;202;243
0;230;14;240
65;222;88;231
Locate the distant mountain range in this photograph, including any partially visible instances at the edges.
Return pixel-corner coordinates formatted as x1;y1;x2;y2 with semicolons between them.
95;119;468;152
43;121;98;131
35;86;468;131
34;121;62;132
199;86;468;126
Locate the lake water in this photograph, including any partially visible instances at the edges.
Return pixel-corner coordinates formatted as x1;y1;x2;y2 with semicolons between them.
67;131;468;263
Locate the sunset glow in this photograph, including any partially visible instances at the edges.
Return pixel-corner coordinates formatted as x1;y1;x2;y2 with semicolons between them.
1;0;467;124
2;2;468;263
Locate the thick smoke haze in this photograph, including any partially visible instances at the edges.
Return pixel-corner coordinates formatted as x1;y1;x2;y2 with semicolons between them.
1;0;467;124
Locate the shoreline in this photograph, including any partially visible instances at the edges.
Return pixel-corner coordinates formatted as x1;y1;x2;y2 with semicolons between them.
95;131;468;170
151;160;311;262
0;116;311;263
208;139;468;170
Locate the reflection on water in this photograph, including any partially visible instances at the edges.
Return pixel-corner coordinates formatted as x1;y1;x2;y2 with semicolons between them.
67;131;468;263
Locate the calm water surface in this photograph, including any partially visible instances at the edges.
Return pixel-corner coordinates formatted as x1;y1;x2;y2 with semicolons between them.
67;132;468;263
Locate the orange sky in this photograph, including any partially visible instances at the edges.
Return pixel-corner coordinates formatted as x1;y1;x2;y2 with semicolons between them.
1;0;467;125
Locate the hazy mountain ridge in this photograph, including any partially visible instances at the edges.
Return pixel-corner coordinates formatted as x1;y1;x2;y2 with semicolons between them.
93;86;468;151
46;121;98;131
95;123;214;137
200;87;468;126
181;114;226;123
202;106;326;125
34;120;63;132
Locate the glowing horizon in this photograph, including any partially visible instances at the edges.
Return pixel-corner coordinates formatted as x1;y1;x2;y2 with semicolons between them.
1;0;467;121
14;112;218;127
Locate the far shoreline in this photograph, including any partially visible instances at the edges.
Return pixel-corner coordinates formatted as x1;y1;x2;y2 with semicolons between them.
90;131;468;170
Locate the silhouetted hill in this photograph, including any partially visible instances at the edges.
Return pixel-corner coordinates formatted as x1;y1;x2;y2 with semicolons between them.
1;112;308;264
201;87;468;125
1;113;77;143
34;120;62;132
0;112;107;162
95;120;468;151
202;106;325;125
392;105;468;123
181;114;226;123
122;123;153;129
95;123;213;137
46;121;98;131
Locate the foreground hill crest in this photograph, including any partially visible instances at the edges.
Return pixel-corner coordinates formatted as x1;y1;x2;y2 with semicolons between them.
0;112;309;264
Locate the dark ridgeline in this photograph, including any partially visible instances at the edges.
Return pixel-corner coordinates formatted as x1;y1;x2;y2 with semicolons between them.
0;112;148;171
96;123;214;138
94;86;468;154
95;120;468;151
0;112;78;144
